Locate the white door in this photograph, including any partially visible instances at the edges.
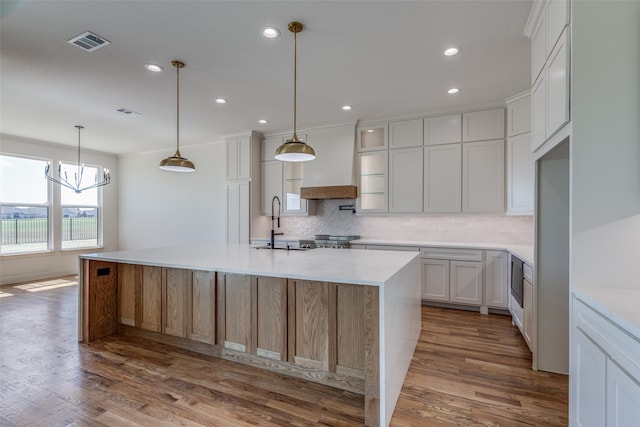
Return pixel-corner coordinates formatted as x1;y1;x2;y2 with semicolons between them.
572;329;606;427
484;251;508;309
462;139;505;213
389;147;423;213
424;144;461;213
606;359;640;427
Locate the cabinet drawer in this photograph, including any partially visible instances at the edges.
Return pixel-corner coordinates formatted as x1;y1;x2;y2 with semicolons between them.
420;247;483;261
523;263;533;282
573;297;640;383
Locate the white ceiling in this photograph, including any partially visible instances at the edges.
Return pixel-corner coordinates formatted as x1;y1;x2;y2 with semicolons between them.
0;0;532;155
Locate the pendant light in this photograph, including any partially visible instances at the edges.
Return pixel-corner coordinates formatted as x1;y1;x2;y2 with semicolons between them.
44;125;110;193
275;22;315;162
159;60;196;172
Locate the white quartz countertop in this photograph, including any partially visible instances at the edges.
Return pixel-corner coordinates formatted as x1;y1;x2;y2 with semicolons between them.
573;287;640;341
80;244;419;287
351;239;534;265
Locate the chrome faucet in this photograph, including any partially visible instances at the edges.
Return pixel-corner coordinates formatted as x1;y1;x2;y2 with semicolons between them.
270;195;283;249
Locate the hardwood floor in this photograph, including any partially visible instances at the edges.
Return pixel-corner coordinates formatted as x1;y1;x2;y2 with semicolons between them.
0;277;568;426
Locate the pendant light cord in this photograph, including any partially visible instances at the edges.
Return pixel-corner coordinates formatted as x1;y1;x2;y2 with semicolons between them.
176;62;181;156
292;29;298;142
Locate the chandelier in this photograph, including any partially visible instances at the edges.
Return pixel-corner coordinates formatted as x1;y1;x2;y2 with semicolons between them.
44;125;110;193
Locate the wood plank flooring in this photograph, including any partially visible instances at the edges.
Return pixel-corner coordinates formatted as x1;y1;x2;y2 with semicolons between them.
0;276;568;426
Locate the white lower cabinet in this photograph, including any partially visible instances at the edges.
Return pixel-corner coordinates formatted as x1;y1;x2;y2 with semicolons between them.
571;295;640;427
485;250;508;309
421;259;450;301
523;277;534;350
449;261;483;305
421;249;483;307
606;359;640;427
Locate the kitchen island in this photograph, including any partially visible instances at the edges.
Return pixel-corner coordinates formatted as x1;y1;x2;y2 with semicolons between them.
78;244;421;427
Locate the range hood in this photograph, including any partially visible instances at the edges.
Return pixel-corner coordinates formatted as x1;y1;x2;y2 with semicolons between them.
300;185;357;200
297;123;357;200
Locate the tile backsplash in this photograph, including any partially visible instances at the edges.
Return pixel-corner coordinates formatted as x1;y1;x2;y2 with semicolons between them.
272;200;533;245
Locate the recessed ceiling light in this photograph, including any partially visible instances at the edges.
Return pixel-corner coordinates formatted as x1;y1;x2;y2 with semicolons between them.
444;47;459;56
144;63;163;72
448;88;460;94
258;119;268;124
342;105;353;111
215;98;227;104
366;129;375;133
260;26;280;38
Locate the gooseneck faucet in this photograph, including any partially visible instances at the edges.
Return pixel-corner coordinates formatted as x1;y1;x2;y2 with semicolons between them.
270;195;283;249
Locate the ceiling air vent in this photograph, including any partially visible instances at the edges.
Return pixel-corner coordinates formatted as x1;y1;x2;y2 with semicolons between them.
67;31;110;52
116;107;142;118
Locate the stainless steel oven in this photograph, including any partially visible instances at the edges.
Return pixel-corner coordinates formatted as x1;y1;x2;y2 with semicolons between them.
511;255;524;308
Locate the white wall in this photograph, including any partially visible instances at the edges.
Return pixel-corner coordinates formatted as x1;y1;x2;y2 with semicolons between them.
571;1;640;291
0;134;119;284
118;142;227;250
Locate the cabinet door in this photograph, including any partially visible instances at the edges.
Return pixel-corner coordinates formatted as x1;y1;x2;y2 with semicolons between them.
219;273;252;353
357;124;388;152
572;329;606;427
226;181;249;244
546;28;569;140
225;138;238;180
462;108;504;142
237;135;251;179
531;73;547;151
462;139;505;213
485;251;508;309
424;144;461;213
389;119;423;148
358;151;388;212
255;276;287;361
450;261;482;305
523;278;533;350
507;95;531;137
140;266;162;332
289;279;329;370
118;263;138;326
261;160;283;215
189;270;216;345
262;136;283;161
336;284;366;378
532;10;546;85
606;359;640;427
424;114;462;145
507;132;535;214
163;268;189;338
283;162;307;215
389;147;423;213
547;0;569;56
421;259;450;301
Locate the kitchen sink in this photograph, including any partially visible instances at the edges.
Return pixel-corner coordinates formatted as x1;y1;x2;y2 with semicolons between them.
254;245;307;251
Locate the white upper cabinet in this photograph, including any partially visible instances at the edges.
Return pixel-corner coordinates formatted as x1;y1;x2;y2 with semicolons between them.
424;144;462;213
225;135;252;180
389;119;423;149
262;135;282;161
547;0;569;56
358;150;388;213
462;139;505;213
507;132;535;214
506;93;532;137
424;114;462;145
532;11;546;85
261;160;283;216
462;108;505;142
531;72;547;151
226;181;249;244
389;146;423;213
546;27;570;139
357;123;388;152
303;125;354;187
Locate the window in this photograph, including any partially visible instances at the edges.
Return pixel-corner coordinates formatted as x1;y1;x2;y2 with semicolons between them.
0;155;50;254
60;162;99;249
